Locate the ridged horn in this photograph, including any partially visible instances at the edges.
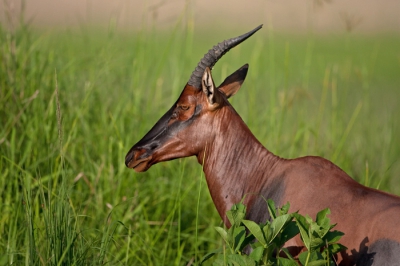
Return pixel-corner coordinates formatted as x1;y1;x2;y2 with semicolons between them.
187;24;263;89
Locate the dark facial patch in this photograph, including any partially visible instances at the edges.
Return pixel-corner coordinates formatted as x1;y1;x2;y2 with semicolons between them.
165;104;202;137
126;103;202;162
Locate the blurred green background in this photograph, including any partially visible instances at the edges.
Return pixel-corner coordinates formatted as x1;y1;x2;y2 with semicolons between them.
1;0;399;265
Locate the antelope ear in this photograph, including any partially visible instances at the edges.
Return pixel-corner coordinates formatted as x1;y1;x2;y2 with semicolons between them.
202;67;222;106
218;64;249;98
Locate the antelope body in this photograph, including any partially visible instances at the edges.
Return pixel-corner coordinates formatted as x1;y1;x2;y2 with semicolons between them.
125;25;400;265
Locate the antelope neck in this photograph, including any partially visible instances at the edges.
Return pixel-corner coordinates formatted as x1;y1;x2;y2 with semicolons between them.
197;107;281;224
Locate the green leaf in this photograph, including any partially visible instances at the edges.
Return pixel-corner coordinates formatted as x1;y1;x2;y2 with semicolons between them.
233;226;246;252
298;251;309;265
239;234;255;252
271;214;292;242
313;225;329;240
328;243;347;254
280;248;296;260
309;237;324;251
212;257;225;266
279;202;291;216
299;250;324;265
249;246;264;262
316;208;330;227
324;230;345;244
215;226;230;246
277;257;298;266
307;261;327;266
314;208;331;238
293;214;310;250
278;221;300;246
309;251;324;262
227;254;256;266
242;220;266;245
227;203;247;227
262;222;273;244
200;248;223;265
267;199;277;220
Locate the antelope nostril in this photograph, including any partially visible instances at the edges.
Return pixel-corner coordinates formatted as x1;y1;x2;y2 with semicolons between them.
125;151;134;167
150;143;158;150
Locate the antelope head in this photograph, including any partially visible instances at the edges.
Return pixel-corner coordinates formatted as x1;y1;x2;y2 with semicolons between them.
125;25;262;172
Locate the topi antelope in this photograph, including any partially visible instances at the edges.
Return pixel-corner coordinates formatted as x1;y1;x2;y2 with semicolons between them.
125;25;400;265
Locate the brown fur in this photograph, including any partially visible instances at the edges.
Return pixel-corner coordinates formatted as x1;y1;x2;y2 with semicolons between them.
126;65;400;265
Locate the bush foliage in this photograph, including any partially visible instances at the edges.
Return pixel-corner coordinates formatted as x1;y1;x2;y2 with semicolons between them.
202;200;346;266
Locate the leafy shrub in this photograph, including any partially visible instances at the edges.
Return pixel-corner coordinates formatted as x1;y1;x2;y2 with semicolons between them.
201;200;346;266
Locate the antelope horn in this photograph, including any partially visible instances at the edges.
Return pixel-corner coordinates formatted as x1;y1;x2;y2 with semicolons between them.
187;24;263;89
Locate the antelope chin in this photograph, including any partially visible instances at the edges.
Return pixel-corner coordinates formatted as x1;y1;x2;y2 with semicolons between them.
127;157;152;172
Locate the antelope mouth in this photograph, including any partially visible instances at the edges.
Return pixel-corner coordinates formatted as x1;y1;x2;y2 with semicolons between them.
126;156;152;172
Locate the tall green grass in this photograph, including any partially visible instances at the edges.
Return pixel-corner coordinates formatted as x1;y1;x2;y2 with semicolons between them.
0;17;400;265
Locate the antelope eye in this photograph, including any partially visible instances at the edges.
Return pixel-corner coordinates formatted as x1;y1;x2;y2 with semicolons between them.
180;105;190;110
